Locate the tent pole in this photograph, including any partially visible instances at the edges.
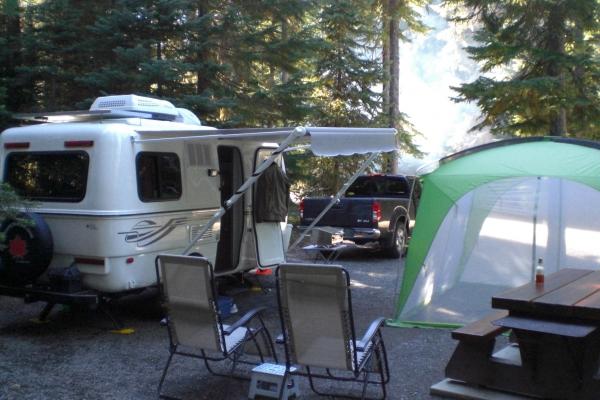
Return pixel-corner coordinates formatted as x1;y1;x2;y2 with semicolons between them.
555;179;564;271
181;127;306;255
288;151;380;252
531;176;542;280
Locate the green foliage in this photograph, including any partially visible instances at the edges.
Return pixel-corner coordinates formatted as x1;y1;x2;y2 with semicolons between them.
312;1;383;127
0;86;10;129
0;183;34;245
15;0;113;111
0;0;25;128
0;0;431;190
446;0;600;138
0;183;28;220
304;1;390;190
285;151;379;198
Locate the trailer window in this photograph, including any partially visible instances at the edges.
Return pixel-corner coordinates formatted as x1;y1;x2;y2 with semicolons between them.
136;152;182;202
5;151;89;202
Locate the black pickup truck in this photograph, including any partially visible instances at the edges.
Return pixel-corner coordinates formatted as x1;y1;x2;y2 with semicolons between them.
299;174;420;258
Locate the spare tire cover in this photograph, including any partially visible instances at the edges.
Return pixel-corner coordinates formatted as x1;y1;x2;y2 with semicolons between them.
0;212;53;285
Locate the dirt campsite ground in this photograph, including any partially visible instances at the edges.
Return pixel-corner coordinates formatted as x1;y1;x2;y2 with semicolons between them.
0;247;460;400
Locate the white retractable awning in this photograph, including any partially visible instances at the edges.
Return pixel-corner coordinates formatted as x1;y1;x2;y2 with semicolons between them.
134;126;397;156
306;127;397;156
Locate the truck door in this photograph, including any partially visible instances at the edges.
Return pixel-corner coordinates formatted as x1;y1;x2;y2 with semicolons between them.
253;149;287;267
215;146;244;273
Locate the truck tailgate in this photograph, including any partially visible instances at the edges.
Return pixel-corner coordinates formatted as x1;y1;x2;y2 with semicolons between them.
302;198;375;228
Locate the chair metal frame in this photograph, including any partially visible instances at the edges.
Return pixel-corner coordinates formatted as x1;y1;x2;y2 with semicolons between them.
275;263;390;400
155;255;277;399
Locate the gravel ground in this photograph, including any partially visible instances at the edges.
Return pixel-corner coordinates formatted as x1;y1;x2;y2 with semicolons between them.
0;248;458;400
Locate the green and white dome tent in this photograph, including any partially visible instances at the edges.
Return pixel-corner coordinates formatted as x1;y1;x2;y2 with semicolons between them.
391;137;600;328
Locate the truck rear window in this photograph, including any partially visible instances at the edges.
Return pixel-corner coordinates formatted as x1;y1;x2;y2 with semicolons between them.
346;176;409;197
5;151;89;202
136;152;182;202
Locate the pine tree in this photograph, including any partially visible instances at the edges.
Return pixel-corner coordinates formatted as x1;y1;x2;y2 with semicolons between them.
447;0;600;138
311;1;382;127
379;0;427;171
0;86;9;130
81;0;192;101
192;0;320;127
234;0;320;127
0;2;12;127
0;0;26;126
12;1;112;110
80;0;319;127
292;1;383;193
172;0;237;125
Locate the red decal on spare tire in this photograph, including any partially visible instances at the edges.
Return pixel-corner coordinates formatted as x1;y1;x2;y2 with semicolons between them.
8;235;27;258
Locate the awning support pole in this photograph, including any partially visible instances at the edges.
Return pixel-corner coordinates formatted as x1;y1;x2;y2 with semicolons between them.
182;127;306;255
288;151;381;252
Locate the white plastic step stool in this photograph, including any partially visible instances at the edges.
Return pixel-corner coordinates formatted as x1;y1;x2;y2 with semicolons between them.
248;363;299;399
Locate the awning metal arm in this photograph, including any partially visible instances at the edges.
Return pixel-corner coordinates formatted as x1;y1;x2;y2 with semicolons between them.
132;129;296;144
182;127;307;255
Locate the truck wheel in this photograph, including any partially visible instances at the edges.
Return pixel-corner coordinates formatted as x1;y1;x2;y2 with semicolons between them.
0;212;54;286
387;222;406;259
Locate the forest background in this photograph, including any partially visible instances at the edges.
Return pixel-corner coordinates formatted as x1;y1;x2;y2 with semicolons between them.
0;0;599;197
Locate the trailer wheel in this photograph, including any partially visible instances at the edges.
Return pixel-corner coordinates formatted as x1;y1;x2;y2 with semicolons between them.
0;212;54;286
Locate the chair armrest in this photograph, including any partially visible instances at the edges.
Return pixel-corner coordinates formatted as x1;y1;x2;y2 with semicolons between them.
223;306;268;335
356;317;385;351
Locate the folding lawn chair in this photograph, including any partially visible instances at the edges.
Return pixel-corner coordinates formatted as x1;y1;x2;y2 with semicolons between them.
156;254;277;399
275;263;390;399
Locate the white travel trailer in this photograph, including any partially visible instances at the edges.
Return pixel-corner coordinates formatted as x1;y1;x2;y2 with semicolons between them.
0;95;396;298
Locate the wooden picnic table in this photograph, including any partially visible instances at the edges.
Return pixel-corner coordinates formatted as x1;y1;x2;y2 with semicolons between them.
436;268;600;400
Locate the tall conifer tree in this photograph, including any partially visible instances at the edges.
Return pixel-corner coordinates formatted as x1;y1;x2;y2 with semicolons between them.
301;1;382;192
0;0;29;122
379;0;427;172
82;0;191;99
447;0;600;137
15;1;112;110
240;0;320;127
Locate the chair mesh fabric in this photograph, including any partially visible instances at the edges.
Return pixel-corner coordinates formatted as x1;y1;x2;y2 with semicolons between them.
159;255;222;352
223;325;249;352
279;264;354;371
353;340;373;371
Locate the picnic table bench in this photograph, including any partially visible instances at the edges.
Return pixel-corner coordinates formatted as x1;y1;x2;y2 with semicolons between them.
434;268;600;400
445;310;512;387
451;309;509;342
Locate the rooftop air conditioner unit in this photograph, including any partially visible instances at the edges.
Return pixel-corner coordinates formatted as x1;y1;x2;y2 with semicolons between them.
90;94;179;118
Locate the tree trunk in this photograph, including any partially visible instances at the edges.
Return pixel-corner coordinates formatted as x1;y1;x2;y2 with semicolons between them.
388;0;400;173
546;4;567;136
4;0;24;111
156;41;163;96
549;109;567;137
571;23;585;138
195;5;210;95
382;0;390;112
281;17;289;84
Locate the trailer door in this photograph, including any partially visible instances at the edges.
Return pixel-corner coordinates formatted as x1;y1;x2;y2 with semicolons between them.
253;149;287;267
215;146;245;273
